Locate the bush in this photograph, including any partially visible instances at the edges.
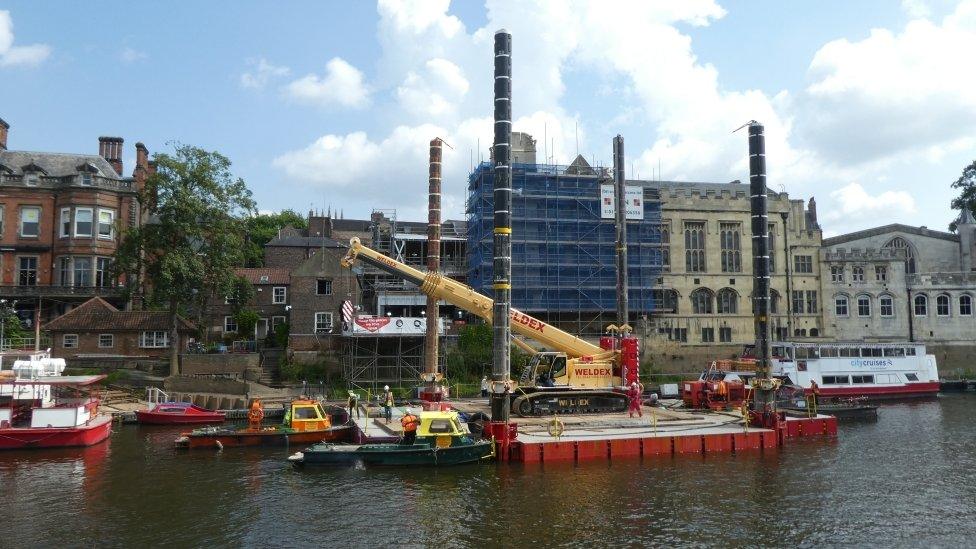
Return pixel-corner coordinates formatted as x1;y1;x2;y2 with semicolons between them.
234;309;260;339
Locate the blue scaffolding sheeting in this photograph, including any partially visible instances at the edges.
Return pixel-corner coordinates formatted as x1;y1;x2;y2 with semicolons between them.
466;162;663;317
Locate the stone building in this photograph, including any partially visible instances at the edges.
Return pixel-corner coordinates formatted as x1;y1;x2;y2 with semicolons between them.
651;181;823;347
287;244;360;352
0;116;150;324
206;267;291;341
43;297;194;359
821;219;976;348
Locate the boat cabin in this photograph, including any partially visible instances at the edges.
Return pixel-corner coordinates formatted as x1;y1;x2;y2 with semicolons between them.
287;400;332;432
0;375;105;429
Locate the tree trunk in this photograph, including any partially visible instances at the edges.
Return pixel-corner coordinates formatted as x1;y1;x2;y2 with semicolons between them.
169;295;180;377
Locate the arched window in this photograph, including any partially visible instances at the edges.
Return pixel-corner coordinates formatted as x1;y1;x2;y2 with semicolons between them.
691;288;713;314
835;295;849;316
937;294;951;316
717;288;738;314
884;237;917;274
654;289;679;314
914;294;927;316
810;328;820;337
857;295;871;317
879;294;894;317
960;294;973;316
770;290;780;314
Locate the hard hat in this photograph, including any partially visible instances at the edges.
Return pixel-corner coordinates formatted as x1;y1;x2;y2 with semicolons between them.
384;385;390;391
631;382;637;387
348;390;355;396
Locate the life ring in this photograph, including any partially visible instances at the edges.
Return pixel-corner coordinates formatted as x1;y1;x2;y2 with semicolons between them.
395;319;404;327
413;319;422;328
248;407;264;423
547;418;564;438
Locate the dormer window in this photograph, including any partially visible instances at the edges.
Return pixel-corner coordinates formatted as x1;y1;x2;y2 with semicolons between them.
81;172;93;186
259;275;270;283
25;173;39;186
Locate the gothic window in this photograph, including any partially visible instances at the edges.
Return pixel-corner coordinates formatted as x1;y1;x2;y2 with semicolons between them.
719;222;741;273
691;288;713;314
684;222;706;273
884;237;917;275
914;294;927;316
937;294;950;316
717;288;738;314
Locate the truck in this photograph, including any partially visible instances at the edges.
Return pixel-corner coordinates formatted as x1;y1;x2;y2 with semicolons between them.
341;237;634;416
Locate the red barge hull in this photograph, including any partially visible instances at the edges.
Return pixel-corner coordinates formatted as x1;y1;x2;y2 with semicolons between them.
0;415;113;450
809;382;940;400
135;404;225;425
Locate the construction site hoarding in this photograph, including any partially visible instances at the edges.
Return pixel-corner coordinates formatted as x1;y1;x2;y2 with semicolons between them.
342;316;444;337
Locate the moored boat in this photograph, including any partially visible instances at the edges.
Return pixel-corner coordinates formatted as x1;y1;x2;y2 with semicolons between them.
0;374;112;450
289;410;494;467
136;402;226;425
175;398;349;449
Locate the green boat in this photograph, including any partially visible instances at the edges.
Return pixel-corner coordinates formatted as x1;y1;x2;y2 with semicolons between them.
288;410;495;467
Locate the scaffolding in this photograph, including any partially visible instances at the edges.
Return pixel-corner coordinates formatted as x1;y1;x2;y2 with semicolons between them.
341;335;424;391
467;162;664;336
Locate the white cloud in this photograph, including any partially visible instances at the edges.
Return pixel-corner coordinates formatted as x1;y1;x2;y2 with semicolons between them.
827;182;917;219
240;57;290;89
284;57;370;108
396;58;470;119
120;47;148;63
800;1;976;166
0;10;51;67
902;0;932;18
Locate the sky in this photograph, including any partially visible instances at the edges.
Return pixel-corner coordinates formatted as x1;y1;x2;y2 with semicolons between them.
2;0;975;237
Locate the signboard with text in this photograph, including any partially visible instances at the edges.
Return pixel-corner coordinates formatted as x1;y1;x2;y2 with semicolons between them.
599;185;644;220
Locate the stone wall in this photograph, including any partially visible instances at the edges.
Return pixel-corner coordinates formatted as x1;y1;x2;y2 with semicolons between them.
163;375;250;395
180;353;261;378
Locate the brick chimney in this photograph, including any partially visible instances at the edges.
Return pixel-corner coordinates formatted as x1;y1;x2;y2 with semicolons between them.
98;136;124;176
0;117;9;151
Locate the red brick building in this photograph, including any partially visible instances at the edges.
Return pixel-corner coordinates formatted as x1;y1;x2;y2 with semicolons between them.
42;297;194;359
0;116;150;323
205;267;291;341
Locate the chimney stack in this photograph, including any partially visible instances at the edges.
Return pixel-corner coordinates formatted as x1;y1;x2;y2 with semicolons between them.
424;138;444;390
98;136;124;176
807;197;818;226
0;118;9;151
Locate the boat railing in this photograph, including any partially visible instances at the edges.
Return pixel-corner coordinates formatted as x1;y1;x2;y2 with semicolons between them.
146;387;170;405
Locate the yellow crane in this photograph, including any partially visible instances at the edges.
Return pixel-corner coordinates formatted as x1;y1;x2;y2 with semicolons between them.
341;237;630;416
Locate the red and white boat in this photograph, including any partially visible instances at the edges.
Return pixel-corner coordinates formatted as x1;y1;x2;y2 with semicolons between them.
135;387;225;425
740;342;940;400
136;402;225;425
0;374;113;450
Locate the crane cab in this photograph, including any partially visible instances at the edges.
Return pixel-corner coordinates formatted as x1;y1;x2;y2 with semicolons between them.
522;352;620;389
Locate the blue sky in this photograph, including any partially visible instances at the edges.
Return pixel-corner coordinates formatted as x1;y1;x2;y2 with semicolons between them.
2;0;974;236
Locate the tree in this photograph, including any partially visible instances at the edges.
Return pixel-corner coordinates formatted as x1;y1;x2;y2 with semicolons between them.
233;310;260;340
115;144;255;375
949;159;976;231
242;209;308;267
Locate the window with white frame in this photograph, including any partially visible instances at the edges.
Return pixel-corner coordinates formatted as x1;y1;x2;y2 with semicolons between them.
316;279;333;295
314;312;333;333
97;209;114;239
937;294;950;316
18;256;37;286
60;208;71;237
857;295;871;317
96;257;112;287
20;206;40;237
25;173;39;186
58;257;71;286
272;316;286;328
139;331;170;348
835;295;849;316
793;255;813;273
63;334;79;348
73;256;92;287
875;266;887;282
224;316;238;333
74;207;93;237
830;265;844;283
852;266;864;282
81;172;93;186
960;295;973;316
272;286;287;304
98;334;114;348
880;295;894;317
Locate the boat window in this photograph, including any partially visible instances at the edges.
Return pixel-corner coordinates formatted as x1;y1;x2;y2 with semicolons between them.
822;375;849;384
851;375;874;384
428;419;453;433
905;348;916;356
905;373;919;382
860;348;883;357
820;347;838;358
796;347;809;359
772;345;783;357
883;347;905;357
839;347;859;357
293;406;320;419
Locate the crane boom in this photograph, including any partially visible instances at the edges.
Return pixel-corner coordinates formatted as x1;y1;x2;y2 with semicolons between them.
341;237;608;359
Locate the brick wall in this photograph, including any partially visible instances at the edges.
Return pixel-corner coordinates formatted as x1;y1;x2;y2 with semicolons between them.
48;329;191;359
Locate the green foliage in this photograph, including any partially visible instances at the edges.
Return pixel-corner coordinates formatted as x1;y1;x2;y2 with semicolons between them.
113;144;256;373
242;209;308;267
233;309;260;339
444;323;529;382
278;357;340;384
268;321;289;348
950;159;976;230
0;306;28;341
227;276;255;313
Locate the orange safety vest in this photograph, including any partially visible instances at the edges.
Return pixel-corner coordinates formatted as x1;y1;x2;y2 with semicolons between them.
401;414;419;432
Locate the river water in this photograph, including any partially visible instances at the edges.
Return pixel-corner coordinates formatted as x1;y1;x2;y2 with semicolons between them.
1;394;975;548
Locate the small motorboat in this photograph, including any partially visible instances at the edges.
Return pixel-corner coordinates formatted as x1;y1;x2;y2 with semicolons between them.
175;398;350;449
136;387;225;425
136;402;226;425
289;410;494;467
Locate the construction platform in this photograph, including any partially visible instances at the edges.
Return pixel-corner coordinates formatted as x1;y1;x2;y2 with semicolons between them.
348;399;838;463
